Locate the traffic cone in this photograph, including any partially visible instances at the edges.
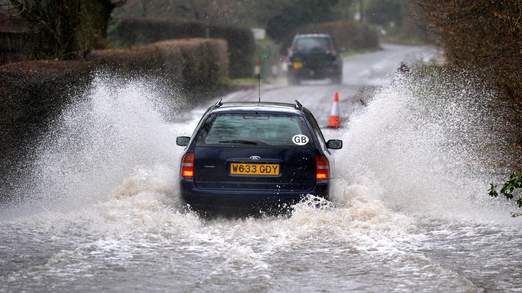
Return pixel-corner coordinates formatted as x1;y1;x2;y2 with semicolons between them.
327;92;341;128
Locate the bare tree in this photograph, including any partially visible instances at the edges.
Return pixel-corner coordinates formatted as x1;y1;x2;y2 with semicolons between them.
10;0;126;58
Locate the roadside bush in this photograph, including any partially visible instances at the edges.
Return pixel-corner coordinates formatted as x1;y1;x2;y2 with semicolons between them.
88;38;228;89
489;171;522;211
0;38;228;182
416;0;521;144
88;46;163;75
109;18;254;78
0;60;93;127
299;21;380;52
255;39;281;79
0;38;228;148
416;1;522;209
0;60;93;178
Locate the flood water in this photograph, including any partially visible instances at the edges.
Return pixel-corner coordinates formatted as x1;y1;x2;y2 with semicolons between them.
1;46;521;292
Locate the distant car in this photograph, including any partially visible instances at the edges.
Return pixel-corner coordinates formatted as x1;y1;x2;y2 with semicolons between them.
287;34;343;85
176;101;343;216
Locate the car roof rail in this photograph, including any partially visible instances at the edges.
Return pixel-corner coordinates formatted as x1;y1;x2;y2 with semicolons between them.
295;100;303;110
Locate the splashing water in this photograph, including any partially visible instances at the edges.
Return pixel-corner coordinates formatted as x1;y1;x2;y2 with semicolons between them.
1;72;521;292
4;76;193;216
331;71;519;223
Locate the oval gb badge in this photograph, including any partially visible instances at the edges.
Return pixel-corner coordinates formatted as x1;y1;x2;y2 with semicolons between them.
292;134;309;146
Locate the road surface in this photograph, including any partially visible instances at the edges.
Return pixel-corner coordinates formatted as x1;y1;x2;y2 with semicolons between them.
1;44;521;292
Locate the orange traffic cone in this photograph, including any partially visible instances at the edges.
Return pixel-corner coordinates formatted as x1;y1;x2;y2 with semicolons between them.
327;92;341;128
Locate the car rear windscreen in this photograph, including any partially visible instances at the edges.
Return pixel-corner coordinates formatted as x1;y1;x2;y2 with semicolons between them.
196;113;312;146
293;37;332;52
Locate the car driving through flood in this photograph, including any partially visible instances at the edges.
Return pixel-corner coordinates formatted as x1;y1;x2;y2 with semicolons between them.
287;33;343;85
176;101;343;215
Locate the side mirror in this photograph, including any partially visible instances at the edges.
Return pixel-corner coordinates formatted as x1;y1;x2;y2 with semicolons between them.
176;136;190;147
326;139;343;150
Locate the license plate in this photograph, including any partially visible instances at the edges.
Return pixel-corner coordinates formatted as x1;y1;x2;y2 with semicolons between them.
230;163;280;176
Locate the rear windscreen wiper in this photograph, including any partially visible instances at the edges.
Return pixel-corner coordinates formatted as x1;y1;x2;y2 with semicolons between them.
219;140;263;145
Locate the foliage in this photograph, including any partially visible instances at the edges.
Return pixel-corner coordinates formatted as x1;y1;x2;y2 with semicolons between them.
417;1;522;205
113;0;257;26
265;0;339;43
332;0;355;21
254;38;280;80
365;0;406;27
109;18;254;78
114;0;349;29
296;21;379;52
489;171;522;209
0;60;93;176
0;38;228;175
415;1;522;142
9;0;122;59
89;38;229;89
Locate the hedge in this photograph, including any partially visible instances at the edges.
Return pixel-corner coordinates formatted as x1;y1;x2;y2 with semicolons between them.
109;18;255;78
0;38;228;183
88;38;228;89
0;60;93;181
416;0;521;147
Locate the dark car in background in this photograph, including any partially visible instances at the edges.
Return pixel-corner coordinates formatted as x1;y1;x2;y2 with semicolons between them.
176;101;343;216
287;34;343;85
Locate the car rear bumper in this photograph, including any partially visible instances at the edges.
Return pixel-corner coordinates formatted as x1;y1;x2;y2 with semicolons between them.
289;65;340;79
180;179;329;215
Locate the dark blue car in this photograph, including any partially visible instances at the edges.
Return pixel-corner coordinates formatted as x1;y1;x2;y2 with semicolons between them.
176;101;342;215
287;34;343;85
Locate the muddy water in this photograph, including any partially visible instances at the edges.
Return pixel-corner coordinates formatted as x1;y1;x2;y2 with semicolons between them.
1;57;521;292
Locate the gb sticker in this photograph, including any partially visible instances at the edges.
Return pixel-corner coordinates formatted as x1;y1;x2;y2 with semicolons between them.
292;134;309;146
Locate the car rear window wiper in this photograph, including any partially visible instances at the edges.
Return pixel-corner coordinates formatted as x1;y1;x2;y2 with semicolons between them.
218;140;266;145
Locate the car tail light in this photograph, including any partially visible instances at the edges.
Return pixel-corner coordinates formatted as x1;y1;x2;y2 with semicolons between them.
292;61;304;70
181;152;194;179
316;155;330;181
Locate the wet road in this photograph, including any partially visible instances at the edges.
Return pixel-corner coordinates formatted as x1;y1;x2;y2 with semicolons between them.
225;44;439;125
1;44;521;292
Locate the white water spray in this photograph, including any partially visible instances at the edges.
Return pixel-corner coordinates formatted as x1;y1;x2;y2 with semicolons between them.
4;76;194;217
330;71;518;223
